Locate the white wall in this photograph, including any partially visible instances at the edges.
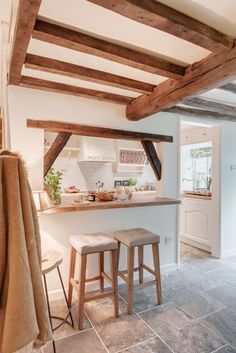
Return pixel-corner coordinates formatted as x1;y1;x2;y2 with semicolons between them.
220;123;236;257
7;86;179;297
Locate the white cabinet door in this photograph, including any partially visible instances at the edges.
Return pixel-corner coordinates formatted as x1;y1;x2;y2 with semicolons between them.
181;197;212;252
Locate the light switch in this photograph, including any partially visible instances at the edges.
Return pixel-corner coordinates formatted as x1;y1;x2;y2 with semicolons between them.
230;165;236;171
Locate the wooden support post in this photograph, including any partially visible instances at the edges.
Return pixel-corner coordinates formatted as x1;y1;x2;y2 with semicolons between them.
44;132;71;177
141;140;161;180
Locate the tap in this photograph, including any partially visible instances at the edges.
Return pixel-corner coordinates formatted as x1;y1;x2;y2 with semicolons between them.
96;180;104;191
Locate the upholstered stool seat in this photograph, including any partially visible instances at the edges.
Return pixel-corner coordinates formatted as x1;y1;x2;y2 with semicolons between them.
70;233;118;254
113;227;162;315
68;233;119;330
113;228;160;247
42;250;74;353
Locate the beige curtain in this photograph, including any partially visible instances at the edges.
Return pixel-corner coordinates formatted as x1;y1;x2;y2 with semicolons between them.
0;151;52;353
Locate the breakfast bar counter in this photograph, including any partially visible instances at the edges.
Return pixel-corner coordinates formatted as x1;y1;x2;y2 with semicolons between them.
43;194;181;214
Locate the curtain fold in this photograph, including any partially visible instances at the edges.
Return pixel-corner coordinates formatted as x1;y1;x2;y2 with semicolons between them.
0;151;52;353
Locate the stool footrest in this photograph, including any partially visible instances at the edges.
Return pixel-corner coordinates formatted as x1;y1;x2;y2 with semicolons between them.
101;271;112;284
85;290;114;303
134;279;157;289
141;264;156;276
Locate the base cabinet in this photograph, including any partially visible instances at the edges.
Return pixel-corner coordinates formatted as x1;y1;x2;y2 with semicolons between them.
180;197;212;252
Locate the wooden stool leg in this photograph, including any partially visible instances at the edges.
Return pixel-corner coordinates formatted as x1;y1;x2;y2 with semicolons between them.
78;254;87;330
99;252;104;293
152;243;162;305
138;245;144;284
68;247;77;307
110;249;119;318
117;241;121;271
127;247;135;315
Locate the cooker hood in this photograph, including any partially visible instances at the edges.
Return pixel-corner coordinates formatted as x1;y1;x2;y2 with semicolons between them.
77;136;116;163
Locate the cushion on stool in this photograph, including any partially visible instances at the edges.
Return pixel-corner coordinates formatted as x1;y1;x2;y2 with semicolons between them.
42;250;63;275
113;228;160;247
70;233;118;255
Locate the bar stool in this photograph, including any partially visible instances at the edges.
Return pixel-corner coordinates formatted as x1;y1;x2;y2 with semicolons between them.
42;251;74;353
113;228;162;315
68;233;119;330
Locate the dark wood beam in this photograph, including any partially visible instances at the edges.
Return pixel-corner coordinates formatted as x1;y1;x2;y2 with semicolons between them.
27;119;173;143
126;46;236;120
8;0;42;85
164;106;236;122
19;76;133;104
33;19;186;79
184;97;236;116
44;132;71;177
25;54;155;94
88;0;234;52
219;83;236;95
141;141;161;180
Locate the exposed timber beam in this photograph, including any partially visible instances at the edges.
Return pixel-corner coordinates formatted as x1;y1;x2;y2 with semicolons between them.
184;97;236;116
19;76;133;104
126;46;236;120
88;0;234;52
8;0;42;85
33;19;186;79
164;106;236;122
25;54;155;94
27;119;173;143
219;83;236;95
44;132;71;177
141;140;161;180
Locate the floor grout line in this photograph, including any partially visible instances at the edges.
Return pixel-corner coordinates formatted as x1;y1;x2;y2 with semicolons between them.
83;310;110;353
53;325;93;342
119;295;176;353
197;318;228;346
115;336;156;353
196;307;226;320
210;344;228;353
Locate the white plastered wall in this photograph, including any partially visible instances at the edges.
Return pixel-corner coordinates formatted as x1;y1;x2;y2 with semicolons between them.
7;85;179;298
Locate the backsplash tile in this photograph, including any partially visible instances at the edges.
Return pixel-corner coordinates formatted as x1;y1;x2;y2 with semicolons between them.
52;157;156;192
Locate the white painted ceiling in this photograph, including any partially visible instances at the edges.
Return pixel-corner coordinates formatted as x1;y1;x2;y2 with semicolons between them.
3;0;236;106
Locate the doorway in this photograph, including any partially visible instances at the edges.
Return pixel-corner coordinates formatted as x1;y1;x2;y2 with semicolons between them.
179;119;220;263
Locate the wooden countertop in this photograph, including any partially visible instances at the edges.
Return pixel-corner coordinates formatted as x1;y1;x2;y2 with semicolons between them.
43;194;180;214
182;191;212;200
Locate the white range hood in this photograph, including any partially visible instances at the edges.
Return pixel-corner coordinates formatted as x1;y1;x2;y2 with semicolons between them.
77;136;116;163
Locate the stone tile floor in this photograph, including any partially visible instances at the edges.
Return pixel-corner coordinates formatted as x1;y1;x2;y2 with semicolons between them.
43;243;236;353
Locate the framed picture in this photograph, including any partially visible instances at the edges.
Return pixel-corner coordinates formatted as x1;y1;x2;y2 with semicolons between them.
114;180;123;188
123;180;129;187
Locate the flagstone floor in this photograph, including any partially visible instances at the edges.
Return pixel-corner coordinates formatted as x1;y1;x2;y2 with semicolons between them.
43;243;236;353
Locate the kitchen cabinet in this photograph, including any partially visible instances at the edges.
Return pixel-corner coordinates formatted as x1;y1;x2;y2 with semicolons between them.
180;196;212;252
181;127;212;145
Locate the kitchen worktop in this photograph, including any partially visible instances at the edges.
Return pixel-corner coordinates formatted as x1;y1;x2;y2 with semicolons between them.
182;191;212;200
43;193;180;214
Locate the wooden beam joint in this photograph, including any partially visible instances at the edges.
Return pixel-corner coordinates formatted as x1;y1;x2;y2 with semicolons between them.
44;132;71;177
141;140;161;180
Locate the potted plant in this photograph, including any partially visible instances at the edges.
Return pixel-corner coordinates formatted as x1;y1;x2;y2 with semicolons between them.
44;168;63;204
202;175;212;192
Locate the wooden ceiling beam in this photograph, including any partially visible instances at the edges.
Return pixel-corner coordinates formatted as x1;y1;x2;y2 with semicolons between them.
184;97;236;116
8;0;42;85
33;19;186;79
25;54;155;94
126;47;236;120
88;0;234;52
19;76;133;104
44;132;71;177
27;119;173;143
164;106;236;122
219;83;236;95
